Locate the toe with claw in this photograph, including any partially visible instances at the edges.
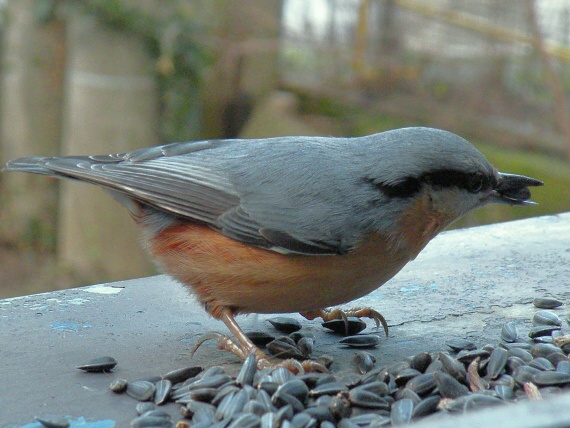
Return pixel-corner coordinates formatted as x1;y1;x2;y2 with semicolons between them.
191;331;270;369
192;331;328;373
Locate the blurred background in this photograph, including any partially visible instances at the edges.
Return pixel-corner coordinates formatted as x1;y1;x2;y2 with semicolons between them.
0;0;568;299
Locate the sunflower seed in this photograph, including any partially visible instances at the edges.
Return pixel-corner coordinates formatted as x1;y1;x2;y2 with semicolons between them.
557;361;570;374
409;352;432;373
322;317;367;336
529;357;555;371
444;394;503;412
339;334;381;348
76;356;117;373
129;415;172;428
456;349;489;365
412;395;440;418
531;343;563;358
267;339;304;360
135;402;155;415
310;381;348;397
236;354;257;386
533;371;570;386
227;413;261;428
276;379;310;403
494;384;515;400
154;379;172;405
533;310;562;327
513;366;541;385
487;347;508;379
268;317;302;333
438;352;467;383
394;368;421;387
501;321;519;343
245;331;275;347
351;381;390;396
390;398;414;426
533;297;563;309
507;347;533;362
434;371;470;399
35;416;70;428
406;373;436;396
353;351;376;374
348;389;390;410
110;378;128;393
446;339;476;352
162;366;202;384
127;381;156;402
297;337;314;359
329;394;352;420
272;391;305;413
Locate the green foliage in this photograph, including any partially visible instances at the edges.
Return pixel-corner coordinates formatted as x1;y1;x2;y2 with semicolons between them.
40;0;212;142
78;0;212;142
297;93;348;118
34;0;58;22
159;79;202;142
349;113;415;136
22;217;57;253
295;93;418;136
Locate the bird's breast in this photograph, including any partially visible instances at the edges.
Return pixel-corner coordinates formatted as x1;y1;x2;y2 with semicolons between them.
143;222;415;315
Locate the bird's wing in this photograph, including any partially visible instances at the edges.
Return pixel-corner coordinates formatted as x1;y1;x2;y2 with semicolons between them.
4;144;239;226
4;138;365;255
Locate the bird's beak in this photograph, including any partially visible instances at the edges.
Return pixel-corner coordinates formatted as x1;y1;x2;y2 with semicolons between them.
489;172;544;206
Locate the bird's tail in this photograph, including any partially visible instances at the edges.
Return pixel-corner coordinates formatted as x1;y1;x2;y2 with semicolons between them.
3;155;149;219
2;157;59;175
2;156;113;186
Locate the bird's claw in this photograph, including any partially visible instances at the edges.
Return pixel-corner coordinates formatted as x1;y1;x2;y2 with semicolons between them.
191;331;328;373
355;307;389;337
191;331;266;365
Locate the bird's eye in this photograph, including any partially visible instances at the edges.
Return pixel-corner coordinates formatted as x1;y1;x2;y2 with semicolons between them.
467;174;485;193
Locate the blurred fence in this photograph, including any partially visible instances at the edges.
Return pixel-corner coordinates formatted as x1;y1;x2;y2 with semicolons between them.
281;0;570;157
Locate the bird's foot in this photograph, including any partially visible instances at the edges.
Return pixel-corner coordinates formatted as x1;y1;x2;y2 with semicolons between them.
191;331;266;363
191;332;327;373
301;306;389;337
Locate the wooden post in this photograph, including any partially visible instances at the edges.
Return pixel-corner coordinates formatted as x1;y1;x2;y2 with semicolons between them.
200;0;283;139
0;0;65;250
58;12;158;280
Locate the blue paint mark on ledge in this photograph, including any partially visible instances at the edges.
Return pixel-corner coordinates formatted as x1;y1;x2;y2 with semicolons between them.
13;416;114;428
399;284;424;294
50;321;93;332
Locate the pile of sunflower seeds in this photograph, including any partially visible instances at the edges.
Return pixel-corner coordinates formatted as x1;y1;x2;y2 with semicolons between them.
63;296;570;428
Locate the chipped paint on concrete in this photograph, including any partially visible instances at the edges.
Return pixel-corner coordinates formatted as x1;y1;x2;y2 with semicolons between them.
83;285;124;295
18;416;115;428
50;321;93;332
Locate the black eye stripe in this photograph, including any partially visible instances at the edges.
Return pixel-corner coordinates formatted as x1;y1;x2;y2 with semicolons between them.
422;170;490;193
374;177;420;198
370;169;492;198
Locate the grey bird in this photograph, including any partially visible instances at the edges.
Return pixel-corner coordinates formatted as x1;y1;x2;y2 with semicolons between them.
3;127;543;370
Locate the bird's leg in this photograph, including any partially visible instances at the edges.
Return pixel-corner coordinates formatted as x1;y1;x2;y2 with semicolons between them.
192;307;326;373
300;306;389;337
192;307;269;367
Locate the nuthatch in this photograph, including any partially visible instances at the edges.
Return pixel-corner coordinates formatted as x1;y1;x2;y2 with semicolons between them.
3;127;543;370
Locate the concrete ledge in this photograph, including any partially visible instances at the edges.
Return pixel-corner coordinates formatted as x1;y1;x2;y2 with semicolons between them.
1;213;569;426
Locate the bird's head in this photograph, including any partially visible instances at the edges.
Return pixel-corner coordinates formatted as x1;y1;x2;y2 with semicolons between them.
362;128;543;236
